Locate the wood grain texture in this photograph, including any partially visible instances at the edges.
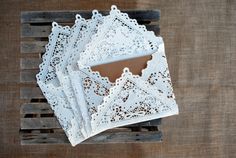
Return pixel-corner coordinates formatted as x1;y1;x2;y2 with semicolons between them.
1;0;236;158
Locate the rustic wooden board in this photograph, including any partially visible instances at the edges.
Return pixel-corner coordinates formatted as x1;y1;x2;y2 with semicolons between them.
21;10;160;23
20;9;162;145
21;131;162;145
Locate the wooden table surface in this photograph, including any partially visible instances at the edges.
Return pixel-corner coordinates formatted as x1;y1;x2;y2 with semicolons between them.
0;0;236;157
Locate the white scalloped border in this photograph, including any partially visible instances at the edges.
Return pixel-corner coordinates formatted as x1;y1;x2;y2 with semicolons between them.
77;39;164;86
79;66;115;87
78;5;163;67
36;22;71;83
55;15;87;74
91;67;178;133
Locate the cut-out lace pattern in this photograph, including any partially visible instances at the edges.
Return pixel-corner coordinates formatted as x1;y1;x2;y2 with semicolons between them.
36;22;86;146
68;66;114;135
35;5;179;146
37;82;86;146
36;22;70;86
55;11;104;135
78;5;163;67
91;68;178;134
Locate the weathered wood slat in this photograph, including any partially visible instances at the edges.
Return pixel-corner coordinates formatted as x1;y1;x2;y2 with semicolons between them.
130;119;161;127
21;24;159;38
20;58;42;70
21;117;161;130
20;87;44;99
21;10;160;23
21;131;162;144
21;41;47;53
21;117;61;129
20;70;38;83
21;103;53;114
21;24;50;38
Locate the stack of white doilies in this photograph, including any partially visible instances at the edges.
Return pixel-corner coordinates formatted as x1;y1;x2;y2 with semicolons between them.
36;5;179;146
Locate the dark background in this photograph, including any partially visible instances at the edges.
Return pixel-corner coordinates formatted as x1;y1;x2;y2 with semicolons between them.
0;0;236;157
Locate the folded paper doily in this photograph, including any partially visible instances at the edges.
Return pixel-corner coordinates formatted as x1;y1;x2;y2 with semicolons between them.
36;5;179;146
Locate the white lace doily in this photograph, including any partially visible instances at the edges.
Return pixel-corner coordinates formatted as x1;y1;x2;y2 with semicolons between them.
55;11;103;135
78;5;163;68
54;10;103;135
67;66;114;135
91;68;178;134
35;5;179;146
36;22;70;86
36;21;86;146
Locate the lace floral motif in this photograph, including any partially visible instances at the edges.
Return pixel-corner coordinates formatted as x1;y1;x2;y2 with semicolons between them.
141;43;175;99
37;82;86;146
78;5;163;67
91;68;178;134
36;22;86;146
56;10;103;73
36;22;70;86
68;66;114;135
55;11;104;135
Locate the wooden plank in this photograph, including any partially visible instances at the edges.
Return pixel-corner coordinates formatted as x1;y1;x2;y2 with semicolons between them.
20;58;42;70
20;70;38;83
21;24;50;38
21;41;47;53
21;24;159;38
21;131;162;145
21;117;160;130
21;10;160;23
21;103;53;114
130;119;161;127
20;87;44;99
21;117;60;130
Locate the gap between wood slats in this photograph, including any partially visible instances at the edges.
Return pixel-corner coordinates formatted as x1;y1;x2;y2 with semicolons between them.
21;10;160;23
20;131;162;145
21;23;159;38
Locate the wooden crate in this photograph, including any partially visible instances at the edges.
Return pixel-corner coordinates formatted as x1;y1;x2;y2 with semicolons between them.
20;9;162;145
